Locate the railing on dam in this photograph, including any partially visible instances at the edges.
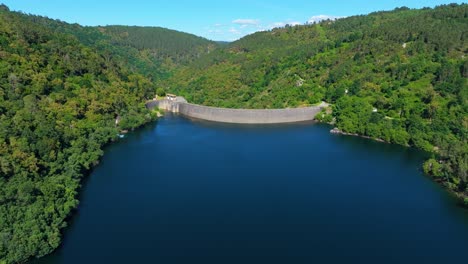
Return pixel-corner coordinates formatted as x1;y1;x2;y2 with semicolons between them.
146;97;326;124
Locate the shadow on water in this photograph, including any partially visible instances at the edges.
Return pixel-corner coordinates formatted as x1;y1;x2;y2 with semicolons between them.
330;130;430;163
30;121;161;263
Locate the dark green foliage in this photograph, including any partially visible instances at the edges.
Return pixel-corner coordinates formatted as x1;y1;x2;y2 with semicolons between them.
0;5;221;261
101;26;217;66
156;87;166;97
0;8;179;264
167;4;467;202
0;8;222;263
19;17;216;83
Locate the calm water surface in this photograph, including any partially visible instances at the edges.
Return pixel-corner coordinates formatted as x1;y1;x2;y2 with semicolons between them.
34;114;468;264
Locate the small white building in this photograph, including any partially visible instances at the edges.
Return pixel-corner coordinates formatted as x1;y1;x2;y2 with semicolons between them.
166;93;177;101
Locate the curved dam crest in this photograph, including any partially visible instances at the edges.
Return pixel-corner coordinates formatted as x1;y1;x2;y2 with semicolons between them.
146;97;326;124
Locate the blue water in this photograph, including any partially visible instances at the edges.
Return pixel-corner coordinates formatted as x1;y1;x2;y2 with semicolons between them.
34;114;468;264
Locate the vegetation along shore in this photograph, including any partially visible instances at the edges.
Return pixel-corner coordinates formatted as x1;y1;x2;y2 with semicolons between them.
0;3;466;264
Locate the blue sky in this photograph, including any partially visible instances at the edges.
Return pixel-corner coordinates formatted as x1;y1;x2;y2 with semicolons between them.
1;0;465;41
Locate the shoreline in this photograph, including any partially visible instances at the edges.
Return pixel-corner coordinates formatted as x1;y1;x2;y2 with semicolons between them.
329;127;467;208
329;128;386;143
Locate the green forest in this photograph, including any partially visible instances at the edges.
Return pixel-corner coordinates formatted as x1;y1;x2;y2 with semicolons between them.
0;2;467;264
166;4;467;208
0;4;215;263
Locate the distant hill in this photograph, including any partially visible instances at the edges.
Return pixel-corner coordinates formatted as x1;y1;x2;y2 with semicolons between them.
215;41;231;45
10;15;218;80
100;25;217;66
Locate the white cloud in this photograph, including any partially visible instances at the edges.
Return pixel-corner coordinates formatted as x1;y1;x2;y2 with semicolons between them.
208;29;223;34
229;27;241;35
232;19;260;26
308;15;342;23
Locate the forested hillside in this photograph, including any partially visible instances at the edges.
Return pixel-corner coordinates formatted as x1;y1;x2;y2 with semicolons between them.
8;18;216;83
167;4;467;203
100;26;217;67
0;5;212;263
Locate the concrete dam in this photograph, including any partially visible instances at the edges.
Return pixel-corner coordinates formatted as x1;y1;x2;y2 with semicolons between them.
146;97;326;124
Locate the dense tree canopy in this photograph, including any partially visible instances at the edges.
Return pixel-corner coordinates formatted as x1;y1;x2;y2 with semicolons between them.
0;5;215;263
166;4;467;204
101;25;217;66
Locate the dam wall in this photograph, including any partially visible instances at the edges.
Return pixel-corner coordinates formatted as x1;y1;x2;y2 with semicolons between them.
146;98;324;124
146;99;182;113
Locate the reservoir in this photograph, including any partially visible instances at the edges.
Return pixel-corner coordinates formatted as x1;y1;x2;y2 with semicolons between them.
33;114;468;264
